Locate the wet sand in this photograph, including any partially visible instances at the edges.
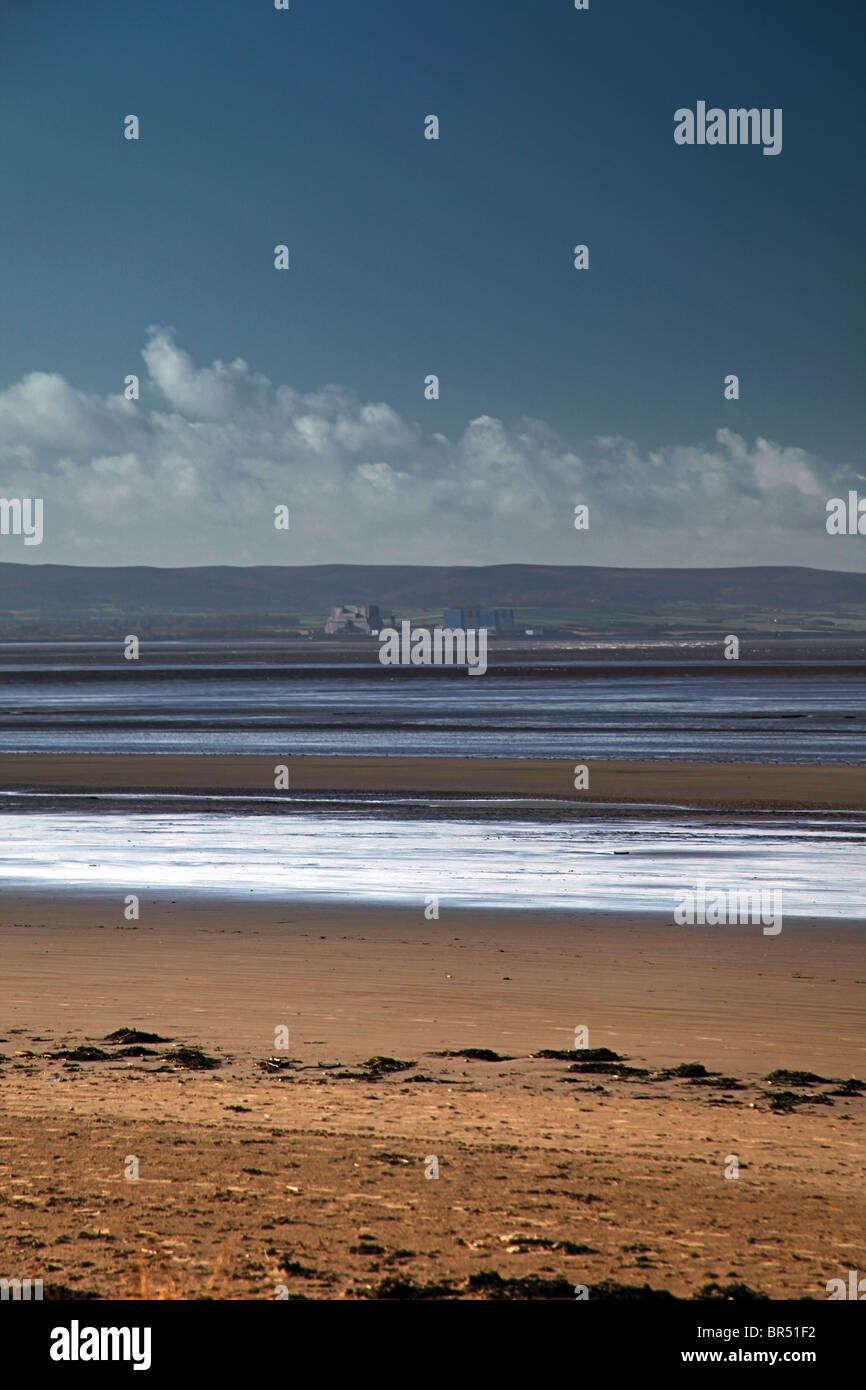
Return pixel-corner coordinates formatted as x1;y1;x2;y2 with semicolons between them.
1;754;863;810
0;895;863;1300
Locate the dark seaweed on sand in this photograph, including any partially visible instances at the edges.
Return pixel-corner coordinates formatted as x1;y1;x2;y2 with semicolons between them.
104;1027;171;1044
588;1280;678;1301
367;1271;682;1301
688;1076;745;1090
765;1090;833;1112
49;1046;111;1062
275;1257;336;1283
468;1271;576;1299
42;1284;101;1301
828;1078;865;1095
166;1046;221;1071
432;1048;511;1062
533;1047;621;1062
697;1282;769;1300
764;1069;828;1087
470;1273;676;1301
566;1061;649;1077
358;1056;416;1074
370;1276;459;1300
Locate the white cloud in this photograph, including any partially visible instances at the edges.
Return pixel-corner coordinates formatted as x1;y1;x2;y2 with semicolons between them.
0;326;857;568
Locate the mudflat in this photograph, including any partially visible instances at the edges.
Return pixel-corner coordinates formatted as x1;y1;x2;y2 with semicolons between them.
1;754;863;809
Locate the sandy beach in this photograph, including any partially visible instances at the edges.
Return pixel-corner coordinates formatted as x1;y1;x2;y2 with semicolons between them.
1;892;863;1300
1;749;862;1300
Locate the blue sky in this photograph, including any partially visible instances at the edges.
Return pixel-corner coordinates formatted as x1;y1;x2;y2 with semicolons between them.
0;0;863;567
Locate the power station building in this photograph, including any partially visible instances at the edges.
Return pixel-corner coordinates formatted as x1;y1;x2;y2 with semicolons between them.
324;604;390;635
442;607;514;631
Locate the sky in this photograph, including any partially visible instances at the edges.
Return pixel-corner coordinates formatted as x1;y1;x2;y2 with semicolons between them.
0;0;863;569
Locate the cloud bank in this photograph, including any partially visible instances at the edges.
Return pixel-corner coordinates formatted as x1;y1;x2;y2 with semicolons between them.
0;327;858;568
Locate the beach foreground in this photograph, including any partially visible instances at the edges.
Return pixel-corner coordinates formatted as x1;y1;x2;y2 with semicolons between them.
1;897;862;1300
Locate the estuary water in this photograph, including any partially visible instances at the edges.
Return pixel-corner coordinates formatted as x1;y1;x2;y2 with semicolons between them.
1;643;861;918
0;646;863;762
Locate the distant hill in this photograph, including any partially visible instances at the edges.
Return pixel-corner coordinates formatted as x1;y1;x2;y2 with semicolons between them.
1;563;864;638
